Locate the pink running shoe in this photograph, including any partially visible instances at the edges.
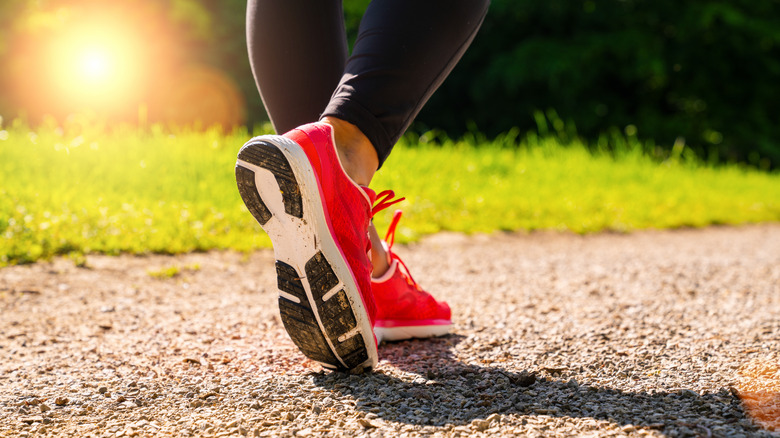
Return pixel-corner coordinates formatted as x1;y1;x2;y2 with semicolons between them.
234;122;400;372
372;210;452;342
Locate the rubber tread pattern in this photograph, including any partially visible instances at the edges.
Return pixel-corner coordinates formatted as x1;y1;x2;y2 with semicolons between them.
237;141;303;218
235;166;272;225
305;252;369;369
276;261;340;366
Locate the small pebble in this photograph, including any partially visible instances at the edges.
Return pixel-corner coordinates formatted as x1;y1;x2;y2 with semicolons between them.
357;418;376;429
54;397;68;406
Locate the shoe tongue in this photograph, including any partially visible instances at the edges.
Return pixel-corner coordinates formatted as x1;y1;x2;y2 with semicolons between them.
361;186;377;204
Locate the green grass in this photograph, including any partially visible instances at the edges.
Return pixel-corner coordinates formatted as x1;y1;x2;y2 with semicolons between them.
1;116;778;266
147;264;200;279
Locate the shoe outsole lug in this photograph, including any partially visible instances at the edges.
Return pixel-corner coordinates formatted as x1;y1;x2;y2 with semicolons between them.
235;137;373;372
276;261;342;366
235;166;272;225
237;140;303;219
305;251;369;370
304;252;340;296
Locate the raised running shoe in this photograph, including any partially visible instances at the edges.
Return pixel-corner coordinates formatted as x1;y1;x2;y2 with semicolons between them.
372;210;452;342
234;122;400;372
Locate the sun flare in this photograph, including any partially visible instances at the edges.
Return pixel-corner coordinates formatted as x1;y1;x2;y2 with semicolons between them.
46;23;143;110
12;5;244;127
80;50;111;81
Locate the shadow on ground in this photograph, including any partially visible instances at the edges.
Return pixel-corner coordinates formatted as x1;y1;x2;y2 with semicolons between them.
311;336;766;436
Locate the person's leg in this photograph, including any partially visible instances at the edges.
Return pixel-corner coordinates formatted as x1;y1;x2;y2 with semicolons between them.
323;0;491;171
246;0;347;134
247;0;490;175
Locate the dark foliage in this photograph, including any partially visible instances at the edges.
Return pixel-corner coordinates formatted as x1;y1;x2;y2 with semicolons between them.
416;0;780;167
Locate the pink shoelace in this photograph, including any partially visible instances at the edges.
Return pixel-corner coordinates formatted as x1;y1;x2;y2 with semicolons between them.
371;190;405;217
364;190;405;272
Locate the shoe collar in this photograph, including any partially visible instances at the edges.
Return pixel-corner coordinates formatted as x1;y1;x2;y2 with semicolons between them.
372;232;422;291
371;253;398;284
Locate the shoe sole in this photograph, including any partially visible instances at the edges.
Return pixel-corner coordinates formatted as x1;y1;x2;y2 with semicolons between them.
374;321;452;343
235;135;377;372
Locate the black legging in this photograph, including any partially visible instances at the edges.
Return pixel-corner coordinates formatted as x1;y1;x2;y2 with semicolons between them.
246;0;490;167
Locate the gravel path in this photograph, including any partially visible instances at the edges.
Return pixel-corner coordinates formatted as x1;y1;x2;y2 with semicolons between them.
1;224;779;437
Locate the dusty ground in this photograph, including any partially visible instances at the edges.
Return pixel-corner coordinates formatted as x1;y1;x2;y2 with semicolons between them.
1;224;779;437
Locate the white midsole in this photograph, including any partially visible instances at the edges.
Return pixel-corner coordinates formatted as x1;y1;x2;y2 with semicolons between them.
374;324;452;343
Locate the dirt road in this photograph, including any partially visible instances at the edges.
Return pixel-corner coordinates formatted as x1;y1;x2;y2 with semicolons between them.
1;224;778;437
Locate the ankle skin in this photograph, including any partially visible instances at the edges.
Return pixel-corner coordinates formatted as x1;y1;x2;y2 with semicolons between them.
321;117;378;186
369;222;391;278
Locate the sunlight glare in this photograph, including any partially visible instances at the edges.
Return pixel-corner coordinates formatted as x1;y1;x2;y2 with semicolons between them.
81;50;111;81
47;22;143;110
